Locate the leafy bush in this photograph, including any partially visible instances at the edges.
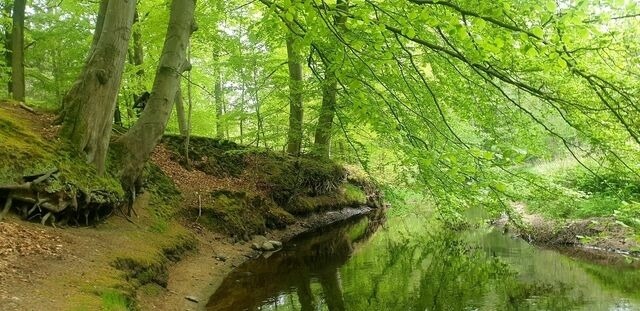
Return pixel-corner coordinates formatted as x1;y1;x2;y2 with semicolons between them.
564;169;640;200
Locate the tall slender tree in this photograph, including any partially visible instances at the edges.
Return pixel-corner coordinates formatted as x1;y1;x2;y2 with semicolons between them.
59;0;136;174
214;52;224;139
115;0;197;196
286;32;304;155
174;83;188;136
313;0;347;158
3;2;12;95
10;0;25;101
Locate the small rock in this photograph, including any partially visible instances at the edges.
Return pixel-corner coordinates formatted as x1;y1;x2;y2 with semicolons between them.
251;243;261;250
215;255;227;262
261;241;275;251
185;296;199;303
252;235;268;244
269;240;282;248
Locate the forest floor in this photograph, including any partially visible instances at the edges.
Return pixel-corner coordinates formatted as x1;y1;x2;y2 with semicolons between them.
0;103;379;310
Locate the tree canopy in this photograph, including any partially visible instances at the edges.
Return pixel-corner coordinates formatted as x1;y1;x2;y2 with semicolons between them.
1;0;639;218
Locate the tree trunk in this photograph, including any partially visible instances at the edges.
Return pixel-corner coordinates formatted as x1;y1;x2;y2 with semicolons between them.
313;70;337;157
184;46;193;168
214;54;224;139
114;102;122;126
3;2;12;95
313;0;347;158
174;83;188;136
10;0;25;102
59;0;136;174
286;33;304;155
253;63;265;147
89;0;109;58
115;0;196;193
131;9;144;76
239;78;245;144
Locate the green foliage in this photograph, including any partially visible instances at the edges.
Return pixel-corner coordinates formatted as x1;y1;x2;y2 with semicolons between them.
3;0;640;224
563;168;640;200
518;159;640;230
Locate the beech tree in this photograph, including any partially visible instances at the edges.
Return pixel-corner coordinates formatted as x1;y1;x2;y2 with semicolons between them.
10;0;25;102
2;2;12;94
115;0;197;196
59;0;135;174
2;0;638;222
285;32;304;155
312;0;348;158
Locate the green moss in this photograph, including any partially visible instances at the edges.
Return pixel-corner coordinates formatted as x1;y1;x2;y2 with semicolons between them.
0;106;124;225
112;233;195;288
113;256;169;288
100;289;133;311
344;183;367;204
198;191;267;238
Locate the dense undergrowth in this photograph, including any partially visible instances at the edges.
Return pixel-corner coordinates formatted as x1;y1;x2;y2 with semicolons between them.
517;159;640;231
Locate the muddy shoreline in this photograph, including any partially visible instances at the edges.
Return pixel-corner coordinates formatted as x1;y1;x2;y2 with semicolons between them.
494;204;640;263
140;206;377;311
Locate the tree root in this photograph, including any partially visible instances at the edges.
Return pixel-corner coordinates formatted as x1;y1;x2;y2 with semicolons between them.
18;102;37;114
0;196;13;222
0;169;119;226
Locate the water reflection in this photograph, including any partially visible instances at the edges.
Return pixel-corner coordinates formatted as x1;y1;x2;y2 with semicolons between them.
207;213;640;311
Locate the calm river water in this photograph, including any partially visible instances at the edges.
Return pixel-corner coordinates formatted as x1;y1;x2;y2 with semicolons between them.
207;212;640;311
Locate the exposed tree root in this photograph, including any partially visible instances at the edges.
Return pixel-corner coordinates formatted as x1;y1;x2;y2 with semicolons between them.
18;102;37;114
0;169;119;227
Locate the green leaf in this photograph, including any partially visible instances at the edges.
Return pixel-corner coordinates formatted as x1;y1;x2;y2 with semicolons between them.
531;26;544;38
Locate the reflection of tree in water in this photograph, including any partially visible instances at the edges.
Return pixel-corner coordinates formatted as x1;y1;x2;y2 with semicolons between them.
208;212;618;311
206;211;385;311
340;227;588;311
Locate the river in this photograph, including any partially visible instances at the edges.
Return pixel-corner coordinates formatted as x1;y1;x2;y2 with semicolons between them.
206;211;640;311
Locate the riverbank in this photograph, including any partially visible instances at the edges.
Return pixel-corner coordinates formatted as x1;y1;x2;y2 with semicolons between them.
0;201;377;310
0;103;385;310
495;203;640;260
140;206;378;310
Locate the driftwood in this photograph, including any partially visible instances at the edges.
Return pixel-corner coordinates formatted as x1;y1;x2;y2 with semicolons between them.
0;168;118;226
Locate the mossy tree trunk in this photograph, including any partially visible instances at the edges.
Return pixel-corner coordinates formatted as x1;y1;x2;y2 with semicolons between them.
59;0;135;174
313;0;348;158
3;2;12;95
286;33;304;155
10;0;25;102
115;0;197;195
